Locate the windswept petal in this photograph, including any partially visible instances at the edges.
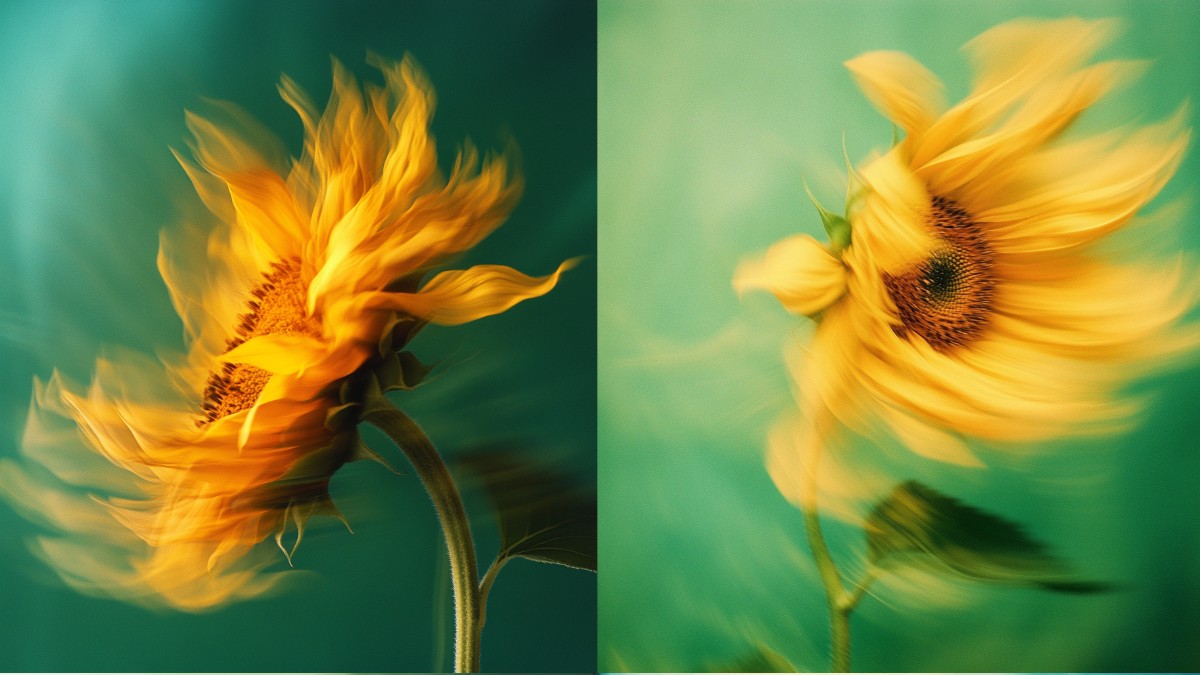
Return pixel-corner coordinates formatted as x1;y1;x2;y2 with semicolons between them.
845;50;944;138
368;259;578;326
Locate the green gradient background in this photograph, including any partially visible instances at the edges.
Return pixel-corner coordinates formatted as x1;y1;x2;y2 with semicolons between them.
599;0;1200;672
0;1;595;672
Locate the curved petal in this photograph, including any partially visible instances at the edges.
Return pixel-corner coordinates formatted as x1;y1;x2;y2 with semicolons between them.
845;50;944;138
850;148;935;273
912;18;1118;168
221;334;329;375
367;258;578;326
977;109;1189;253
992;256;1200;362
734;234;846;316
918;61;1135;197
223;169;308;259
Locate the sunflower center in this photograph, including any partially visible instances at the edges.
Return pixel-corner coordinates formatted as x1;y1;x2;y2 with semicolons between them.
882;195;995;351
199;258;320;425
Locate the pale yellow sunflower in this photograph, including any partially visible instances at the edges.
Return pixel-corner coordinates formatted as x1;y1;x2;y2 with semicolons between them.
0;56;572;611
736;19;1196;507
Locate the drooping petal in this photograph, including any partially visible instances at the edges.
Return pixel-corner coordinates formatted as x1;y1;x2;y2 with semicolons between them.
734;234;846;316
183;109;307;258
222;169;309;259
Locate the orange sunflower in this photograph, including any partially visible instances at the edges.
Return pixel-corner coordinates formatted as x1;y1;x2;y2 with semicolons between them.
736;19;1196;506
0;55;571;611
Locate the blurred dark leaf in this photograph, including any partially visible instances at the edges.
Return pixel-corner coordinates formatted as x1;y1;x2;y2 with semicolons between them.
866;481;1110;593
707;643;797;673
461;447;596;572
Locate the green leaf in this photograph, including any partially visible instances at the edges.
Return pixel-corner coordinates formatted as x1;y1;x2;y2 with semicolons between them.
706;643;797;673
866;481;1110;593
460;446;596;572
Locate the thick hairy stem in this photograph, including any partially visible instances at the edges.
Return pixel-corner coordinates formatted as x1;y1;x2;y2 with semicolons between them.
366;404;481;673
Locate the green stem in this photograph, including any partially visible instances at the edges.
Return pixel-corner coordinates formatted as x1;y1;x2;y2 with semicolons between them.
839;567;877;615
474;555;510;656
802;499;851;672
366;404;481;673
800;417;851;672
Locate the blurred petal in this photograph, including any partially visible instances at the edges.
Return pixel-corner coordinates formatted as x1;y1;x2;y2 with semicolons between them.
370;259;578;326
745;18;1197;500
3;55;569;612
845;50;944;138
734;234;846;317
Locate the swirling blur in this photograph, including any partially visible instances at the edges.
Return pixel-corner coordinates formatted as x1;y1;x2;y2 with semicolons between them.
0;1;595;671
599;1;1200;671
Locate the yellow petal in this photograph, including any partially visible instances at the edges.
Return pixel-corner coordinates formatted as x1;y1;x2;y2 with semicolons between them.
223;169;308;258
912;18;1117;169
222;334;327;374
850;148;936;273
875;405;983;467
367;259;577;326
734;234;846;317
992;256;1200;361
919;61;1135;197
964;17;1117;94
845;50;944;138
978;109;1189;253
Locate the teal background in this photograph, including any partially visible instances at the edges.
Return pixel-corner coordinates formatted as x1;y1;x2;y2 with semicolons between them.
599;0;1200;672
0;1;595;672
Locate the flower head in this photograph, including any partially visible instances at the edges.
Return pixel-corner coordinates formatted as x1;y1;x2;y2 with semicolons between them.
0;56;572;610
738;19;1197;504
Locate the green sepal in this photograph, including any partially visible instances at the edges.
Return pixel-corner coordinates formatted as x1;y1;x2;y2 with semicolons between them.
274;493;354;566
358;370;391;417
324;401;360;432
349;436;404;475
804;179;852;254
841;131;866;217
377;313;403;355
866;481;1111;594
377;272;429;355
335;349;436;425
374;350;433;393
377;313;429;355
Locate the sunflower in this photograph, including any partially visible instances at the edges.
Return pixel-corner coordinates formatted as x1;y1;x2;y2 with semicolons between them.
736;18;1196;504
0;55;572;611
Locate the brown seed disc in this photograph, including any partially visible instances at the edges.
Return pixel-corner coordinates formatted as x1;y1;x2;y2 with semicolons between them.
883;195;995;351
198;258;321;425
